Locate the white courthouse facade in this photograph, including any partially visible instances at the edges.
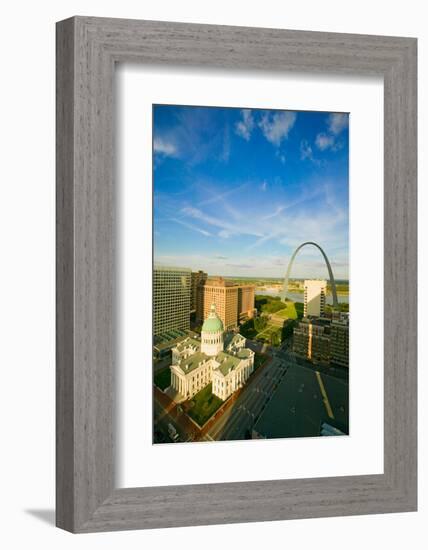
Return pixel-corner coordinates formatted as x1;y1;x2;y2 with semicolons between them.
170;304;255;401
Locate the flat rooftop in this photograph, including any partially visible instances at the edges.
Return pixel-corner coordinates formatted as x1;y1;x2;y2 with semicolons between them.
253;362;349;439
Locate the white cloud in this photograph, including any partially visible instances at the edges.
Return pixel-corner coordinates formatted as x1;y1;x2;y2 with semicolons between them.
258;111;297;146
315;133;335;151
218;230;231;239
315;113;348;152
235;109;254;141
260;181;267;192
153;137;177;157
328;113;348;135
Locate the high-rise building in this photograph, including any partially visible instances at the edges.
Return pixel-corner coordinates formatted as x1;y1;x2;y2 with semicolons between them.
196;277;255;330
293;313;349;368
153;265;191;337
293;318;330;364
190;270;207;313
238;285;256;323
197;277;238;330
304;279;327;317
330;315;349;368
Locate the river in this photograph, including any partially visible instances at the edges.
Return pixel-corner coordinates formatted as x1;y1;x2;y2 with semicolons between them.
256;289;349;304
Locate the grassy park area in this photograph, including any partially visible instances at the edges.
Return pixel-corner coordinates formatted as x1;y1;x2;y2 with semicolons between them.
154;367;171;391
240;296;303;346
272;301;299;320
187;384;223;426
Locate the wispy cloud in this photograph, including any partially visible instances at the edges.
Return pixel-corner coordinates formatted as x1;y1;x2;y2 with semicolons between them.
170;218;212;237
261;205;285;221
315;113;348;152
300;140;320;164
235;109;254;141
276;150;286;164
260;181;267;192
181;206;263;238
328;113;349;135
218;124;231;162
258;111;297;146
198;183;246;208
154;137;177;157
315;133;335;151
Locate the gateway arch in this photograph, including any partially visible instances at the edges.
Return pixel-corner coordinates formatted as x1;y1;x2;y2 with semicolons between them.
280;242;339;309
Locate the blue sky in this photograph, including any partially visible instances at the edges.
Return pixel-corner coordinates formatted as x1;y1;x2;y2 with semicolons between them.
153;105;349;279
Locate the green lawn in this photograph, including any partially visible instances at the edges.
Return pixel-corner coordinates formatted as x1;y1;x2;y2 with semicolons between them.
154;367;171;390
187;383;223;426
273;302;299;320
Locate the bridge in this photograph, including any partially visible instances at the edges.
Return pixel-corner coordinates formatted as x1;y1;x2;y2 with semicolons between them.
279;241;339;308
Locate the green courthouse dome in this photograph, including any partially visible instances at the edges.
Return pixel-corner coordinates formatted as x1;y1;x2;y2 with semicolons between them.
202;303;224;333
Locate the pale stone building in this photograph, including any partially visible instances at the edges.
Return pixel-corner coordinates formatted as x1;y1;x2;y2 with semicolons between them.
170;303;255;401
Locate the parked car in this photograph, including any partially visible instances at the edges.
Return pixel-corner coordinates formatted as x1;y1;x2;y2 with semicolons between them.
168;423;180;442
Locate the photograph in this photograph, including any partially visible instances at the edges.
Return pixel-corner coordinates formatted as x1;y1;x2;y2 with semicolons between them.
152;104;349;444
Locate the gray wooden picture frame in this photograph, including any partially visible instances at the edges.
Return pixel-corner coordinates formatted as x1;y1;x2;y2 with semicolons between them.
56;16;417;533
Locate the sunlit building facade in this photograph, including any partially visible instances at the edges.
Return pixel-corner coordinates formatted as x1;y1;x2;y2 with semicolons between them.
330;314;350;368
293;313;349;368
196;277;255;329
293;318;331;364
304;279;327;317
153;265;191;337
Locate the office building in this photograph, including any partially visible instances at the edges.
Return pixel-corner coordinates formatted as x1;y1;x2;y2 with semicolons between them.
153;265;191;337
293;317;331;364
304;279;327;317
330;315;349;368
238;285;256;322
196;277;255;330
190;270;207;313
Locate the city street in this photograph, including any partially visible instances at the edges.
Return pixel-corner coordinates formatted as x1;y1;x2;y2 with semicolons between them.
153;388;199;443
206;354;289;441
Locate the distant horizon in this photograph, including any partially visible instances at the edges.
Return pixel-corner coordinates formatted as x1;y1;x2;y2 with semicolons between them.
153;262;349;284
153;104;349;279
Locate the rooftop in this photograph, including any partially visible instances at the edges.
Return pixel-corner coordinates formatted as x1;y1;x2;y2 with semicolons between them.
253;363;349;439
215;351;241;376
154;264;192;273
177;351;210;374
154;329;192;350
174;337;201;354
236;348;252;359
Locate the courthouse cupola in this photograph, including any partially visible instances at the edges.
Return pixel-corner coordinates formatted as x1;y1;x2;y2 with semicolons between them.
201;303;224;356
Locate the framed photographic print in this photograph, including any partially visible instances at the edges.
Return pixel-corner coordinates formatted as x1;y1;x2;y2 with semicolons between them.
56;17;417;532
